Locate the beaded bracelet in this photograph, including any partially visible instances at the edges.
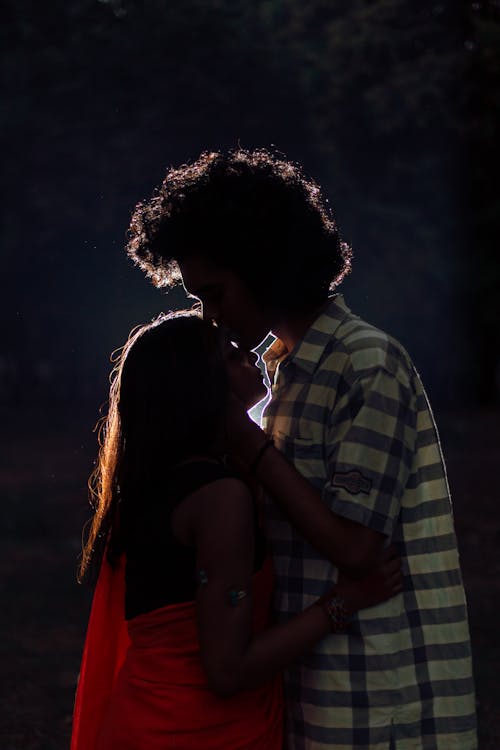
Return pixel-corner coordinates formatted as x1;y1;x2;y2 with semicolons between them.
318;592;351;633
249;438;274;473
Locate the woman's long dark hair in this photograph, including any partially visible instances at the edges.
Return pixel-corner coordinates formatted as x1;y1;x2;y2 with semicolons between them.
79;311;228;583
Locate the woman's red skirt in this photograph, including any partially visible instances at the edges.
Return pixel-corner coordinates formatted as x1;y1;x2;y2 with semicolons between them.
71;554;283;749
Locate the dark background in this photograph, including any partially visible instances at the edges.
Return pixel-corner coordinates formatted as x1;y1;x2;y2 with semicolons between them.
1;1;499;747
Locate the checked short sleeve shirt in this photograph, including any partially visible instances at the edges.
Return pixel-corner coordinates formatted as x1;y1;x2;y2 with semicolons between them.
262;295;477;750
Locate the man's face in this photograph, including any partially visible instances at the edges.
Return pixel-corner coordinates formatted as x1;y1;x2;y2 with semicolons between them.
179;256;273;350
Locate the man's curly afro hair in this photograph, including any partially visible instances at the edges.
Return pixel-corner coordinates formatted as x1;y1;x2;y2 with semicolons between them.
126;148;352;314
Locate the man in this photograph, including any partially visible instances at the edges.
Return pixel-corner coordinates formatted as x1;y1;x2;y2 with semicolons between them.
126;149;477;749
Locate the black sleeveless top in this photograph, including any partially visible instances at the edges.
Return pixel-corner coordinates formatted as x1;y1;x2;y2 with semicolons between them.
122;460;267;620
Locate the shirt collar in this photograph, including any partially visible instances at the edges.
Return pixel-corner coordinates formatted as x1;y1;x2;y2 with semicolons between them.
263;295;351;379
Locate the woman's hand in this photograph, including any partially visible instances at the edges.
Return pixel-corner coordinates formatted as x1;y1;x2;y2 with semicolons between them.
224;392;267;466
335;545;403;614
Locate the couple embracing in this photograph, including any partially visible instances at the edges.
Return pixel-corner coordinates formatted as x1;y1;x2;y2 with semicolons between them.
71;149;477;749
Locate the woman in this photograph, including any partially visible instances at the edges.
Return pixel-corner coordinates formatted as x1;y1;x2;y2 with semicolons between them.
71;311;402;750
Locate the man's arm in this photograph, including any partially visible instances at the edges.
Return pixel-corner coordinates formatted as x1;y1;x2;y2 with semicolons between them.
236;428;385;574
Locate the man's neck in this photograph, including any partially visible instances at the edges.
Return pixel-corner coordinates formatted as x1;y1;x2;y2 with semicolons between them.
272;300;330;353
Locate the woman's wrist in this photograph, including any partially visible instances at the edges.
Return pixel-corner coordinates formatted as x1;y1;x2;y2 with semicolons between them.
315;588;353;633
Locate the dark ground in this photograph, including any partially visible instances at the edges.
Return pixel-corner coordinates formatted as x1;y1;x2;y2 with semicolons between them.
1;410;499;749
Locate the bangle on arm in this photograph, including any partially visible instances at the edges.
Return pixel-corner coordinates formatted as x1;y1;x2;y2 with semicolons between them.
249;438;274;473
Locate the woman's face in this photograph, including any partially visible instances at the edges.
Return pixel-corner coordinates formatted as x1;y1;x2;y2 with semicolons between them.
223;336;268;410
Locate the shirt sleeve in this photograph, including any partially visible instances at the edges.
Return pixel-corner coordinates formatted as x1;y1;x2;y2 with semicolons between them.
322;367;417;537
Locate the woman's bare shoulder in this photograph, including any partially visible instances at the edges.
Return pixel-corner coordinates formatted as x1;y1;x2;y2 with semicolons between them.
172;475;253;545
187;476;252;513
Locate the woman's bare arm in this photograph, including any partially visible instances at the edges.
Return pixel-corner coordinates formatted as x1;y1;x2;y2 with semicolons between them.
185;478;401;697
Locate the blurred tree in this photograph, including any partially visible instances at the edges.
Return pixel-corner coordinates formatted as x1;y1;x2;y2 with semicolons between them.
2;0;498;415
459;0;500;404
259;0;498;403
2;0;311;418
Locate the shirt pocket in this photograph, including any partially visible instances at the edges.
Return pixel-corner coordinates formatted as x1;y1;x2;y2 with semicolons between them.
272;431;326;489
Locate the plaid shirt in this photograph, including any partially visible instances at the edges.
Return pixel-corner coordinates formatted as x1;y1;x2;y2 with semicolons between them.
262;295;477;750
